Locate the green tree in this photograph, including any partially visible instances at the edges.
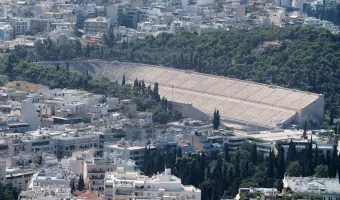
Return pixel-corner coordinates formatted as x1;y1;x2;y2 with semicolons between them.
286;161;302;176
78;174;85;191
314;164;329;177
122;73;126;85
153;82;160;102
213;109;220;130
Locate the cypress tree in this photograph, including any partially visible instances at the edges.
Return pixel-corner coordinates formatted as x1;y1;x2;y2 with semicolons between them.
235;150;240;178
330;146;338;177
287;139;296;163
326;150;331;176
314;143;319;167
303;121;307;138
216;110;220;129
78;175;85;191
122;73;126;85
219;165;229;196
224;144;229;161
133;78;139;88
278;145;286;179
177;147;182;158
251;143;257;164
200;152;206;181
153;82;160;102
268;150;275;179
213;110;217;130
188;160;198;187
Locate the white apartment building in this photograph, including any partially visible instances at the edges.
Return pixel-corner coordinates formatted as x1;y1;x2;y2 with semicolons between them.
52;132;101;157
283;176;340;199
18;167;77;200
104;167;201;200
84;17;110;34
104;140;155;167
21;98;41;130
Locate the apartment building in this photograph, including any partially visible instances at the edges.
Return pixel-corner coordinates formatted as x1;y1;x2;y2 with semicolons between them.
104;140;155;167
52;132;101;157
14;18;29;35
86;157;116;191
84;17;109;34
104;167;201;200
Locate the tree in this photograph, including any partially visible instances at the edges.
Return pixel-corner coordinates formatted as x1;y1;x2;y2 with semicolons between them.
78;175;85;191
314;165;329;177
329;146;338;177
224;143;229;161
286;140;297;163
213;109;220;130
303;121;307;138
267;150;274;179
0;187;15;200
286;161;302;176
153;82;160;102
122;73;126;85
251;143;257;164
278;146;285;179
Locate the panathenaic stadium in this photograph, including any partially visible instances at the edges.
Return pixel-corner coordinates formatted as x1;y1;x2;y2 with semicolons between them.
42;61;325;131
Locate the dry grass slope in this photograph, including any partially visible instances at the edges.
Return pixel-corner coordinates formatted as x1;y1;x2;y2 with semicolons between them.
4;81;48;93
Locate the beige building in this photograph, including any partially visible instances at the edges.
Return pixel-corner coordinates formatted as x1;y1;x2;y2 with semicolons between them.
84;17;110;34
86;157;116;191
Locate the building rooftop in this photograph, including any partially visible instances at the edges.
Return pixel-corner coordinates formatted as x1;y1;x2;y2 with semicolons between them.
283;176;340;194
85;17;108;23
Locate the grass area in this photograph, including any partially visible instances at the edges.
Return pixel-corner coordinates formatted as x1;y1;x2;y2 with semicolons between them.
4;81;47;93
